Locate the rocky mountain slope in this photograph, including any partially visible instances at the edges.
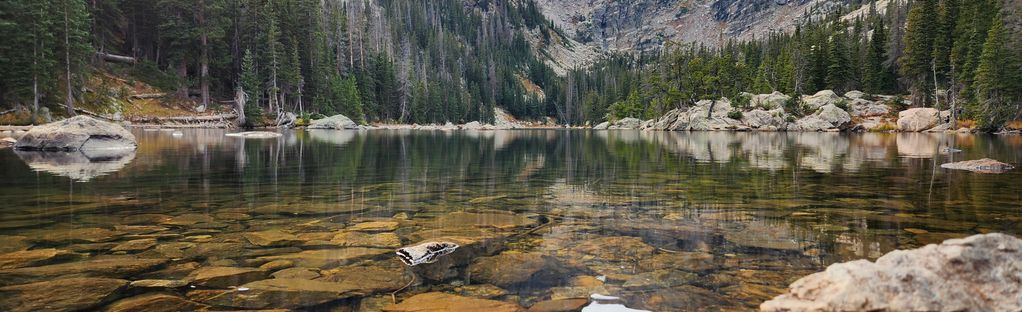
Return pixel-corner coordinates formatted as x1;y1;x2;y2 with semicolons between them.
535;0;851;51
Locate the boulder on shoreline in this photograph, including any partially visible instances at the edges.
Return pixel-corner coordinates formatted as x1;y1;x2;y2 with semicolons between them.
897;108;940;132
308;114;358;130
14;116;136;151
761;233;1022;312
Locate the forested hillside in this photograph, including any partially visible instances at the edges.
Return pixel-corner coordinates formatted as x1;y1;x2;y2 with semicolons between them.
0;0;1019;129
0;0;563;125
561;0;1022;129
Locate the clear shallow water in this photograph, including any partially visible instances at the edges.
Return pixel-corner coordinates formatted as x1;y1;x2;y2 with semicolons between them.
0;129;1020;311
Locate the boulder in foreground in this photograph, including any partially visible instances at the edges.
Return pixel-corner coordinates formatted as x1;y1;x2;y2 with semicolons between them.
15;116;136;151
761;233;1022;312
941;158;1015;174
307;114;358;130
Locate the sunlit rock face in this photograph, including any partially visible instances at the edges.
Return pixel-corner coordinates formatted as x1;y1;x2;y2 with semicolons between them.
14;116;137;152
14;148;136;182
761;233;1022;312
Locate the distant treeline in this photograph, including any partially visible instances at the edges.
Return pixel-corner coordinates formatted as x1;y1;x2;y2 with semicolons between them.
0;0;561;125
564;0;1021;130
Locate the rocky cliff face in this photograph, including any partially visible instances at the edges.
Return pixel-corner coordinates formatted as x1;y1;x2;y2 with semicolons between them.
535;0;849;51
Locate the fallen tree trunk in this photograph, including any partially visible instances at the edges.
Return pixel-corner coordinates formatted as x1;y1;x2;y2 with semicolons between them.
73;108;118;121
0;109;16;116
130;93;166;100
130;113;237;123
97;52;137;64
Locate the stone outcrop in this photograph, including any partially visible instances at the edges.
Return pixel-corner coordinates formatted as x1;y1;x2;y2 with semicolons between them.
941;159;1016;174
594;117;644;130
648;99;741;131
897;108;940;132
742;108;787;130
308;114;358;130
14;116;137;151
801;90;841;111
761;233;1022;312
789;104;852;131
849;98;890;117
750;91;791;109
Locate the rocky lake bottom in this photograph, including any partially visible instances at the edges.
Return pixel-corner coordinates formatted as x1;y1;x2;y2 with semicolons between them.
0;129;1020;311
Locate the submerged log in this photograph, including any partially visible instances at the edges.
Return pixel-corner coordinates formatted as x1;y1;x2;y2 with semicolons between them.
96;52;137;64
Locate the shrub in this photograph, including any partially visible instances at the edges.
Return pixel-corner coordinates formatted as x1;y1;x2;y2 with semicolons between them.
834;98;850;111
886;95;910;112
727;110;744;120
732;93;752;109
785;115;797;123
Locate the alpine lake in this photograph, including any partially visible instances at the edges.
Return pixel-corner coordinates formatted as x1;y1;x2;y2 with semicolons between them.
1;129;1020;311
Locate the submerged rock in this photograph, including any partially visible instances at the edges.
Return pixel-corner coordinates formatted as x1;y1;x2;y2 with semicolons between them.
761;233;1022;312
14;116;137;151
193;278;360;309
0;277;128;312
308;114;358;130
383;292;526;312
0;256;166;286
332;231;401;248
186;266;267;288
105;293;209;312
243;230;302;247
468;252;575;288
897;108;940;132
941;158;1015;174
316;265;413;292
258;248;391;269
0;248;82;269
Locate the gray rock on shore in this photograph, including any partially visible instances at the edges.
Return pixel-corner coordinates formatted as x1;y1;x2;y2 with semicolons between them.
14;116;136;151
897;108;940;132
307;114;358;130
761;233;1022;312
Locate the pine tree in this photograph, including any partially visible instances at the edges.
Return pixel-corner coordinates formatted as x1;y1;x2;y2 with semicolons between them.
900;0;938;106
864;13;893;94
240;49;262;122
973;13;1016;129
826;28;852;93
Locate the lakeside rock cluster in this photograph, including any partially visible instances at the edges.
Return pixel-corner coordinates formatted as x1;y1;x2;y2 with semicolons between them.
593;90;973;133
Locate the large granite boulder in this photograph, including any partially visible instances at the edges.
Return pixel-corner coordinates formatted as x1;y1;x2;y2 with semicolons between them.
742;108;787;130
789;104;852;131
761;233;1022;312
687;99;741;131
14;116;136;151
608;117;643;130
801;90;841;111
750;91;791;109
307;114;358;130
897;108;940;132
849;99;890;117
